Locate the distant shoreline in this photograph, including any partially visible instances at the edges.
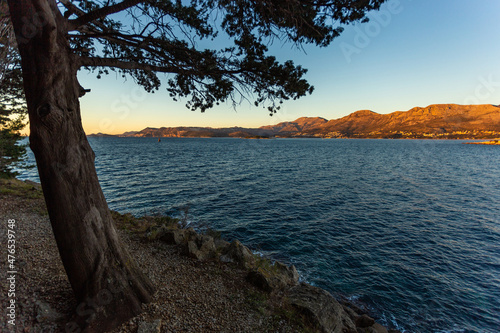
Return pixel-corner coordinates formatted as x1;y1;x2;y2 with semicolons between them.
463;140;500;145
87;135;500;141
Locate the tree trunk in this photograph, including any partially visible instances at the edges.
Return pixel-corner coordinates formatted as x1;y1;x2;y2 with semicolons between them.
7;1;155;331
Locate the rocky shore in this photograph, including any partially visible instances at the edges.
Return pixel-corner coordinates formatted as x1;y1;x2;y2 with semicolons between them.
1;178;401;333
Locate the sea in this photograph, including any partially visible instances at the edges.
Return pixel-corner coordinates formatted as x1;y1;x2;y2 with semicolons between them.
17;137;500;333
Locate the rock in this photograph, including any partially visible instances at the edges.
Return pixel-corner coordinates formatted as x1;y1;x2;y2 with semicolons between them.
357;328;377;333
246;262;299;292
342;305;359;321
356;314;375;328
214;239;230;251
373;323;388;333
223;240;255;268
159;229;186;245
341;300;368;317
274;262;299;286
186;236;216;261
288;283;356;333
219;254;234;263
187;240;200;257
35;300;65;323
388;330;403;333
185;227;197;240
137;319;161;333
187;241;205;261
195;234;212;247
246;270;273;292
199;236;216;254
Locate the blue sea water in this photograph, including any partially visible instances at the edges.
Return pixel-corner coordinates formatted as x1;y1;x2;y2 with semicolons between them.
18;138;500;333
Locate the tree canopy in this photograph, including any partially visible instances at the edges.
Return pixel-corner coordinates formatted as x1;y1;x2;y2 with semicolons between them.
59;0;385;113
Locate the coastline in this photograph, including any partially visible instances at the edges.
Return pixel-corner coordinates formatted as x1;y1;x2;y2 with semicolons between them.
463;140;500;145
0;178;401;333
87;135;500;141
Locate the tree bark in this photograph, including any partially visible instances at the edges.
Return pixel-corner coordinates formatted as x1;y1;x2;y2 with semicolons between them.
7;1;155;331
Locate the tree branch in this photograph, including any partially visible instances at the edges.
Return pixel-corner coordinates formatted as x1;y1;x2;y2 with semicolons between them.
69;0;145;30
79;56;181;74
59;0;86;17
79;56;246;78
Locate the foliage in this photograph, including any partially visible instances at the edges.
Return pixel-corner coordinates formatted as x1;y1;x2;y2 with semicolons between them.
58;0;386;114
0;177;42;199
0;7;29;179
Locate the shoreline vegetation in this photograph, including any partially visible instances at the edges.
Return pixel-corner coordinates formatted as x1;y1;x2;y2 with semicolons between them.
0;178;401;333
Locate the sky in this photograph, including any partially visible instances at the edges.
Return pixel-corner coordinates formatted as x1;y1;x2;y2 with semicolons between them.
74;0;500;135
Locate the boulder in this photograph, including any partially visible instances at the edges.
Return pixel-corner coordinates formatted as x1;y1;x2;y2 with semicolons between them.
186;235;216;261
288;283;356;333
274;262;299;285
342;305;359;321
214;239;230;252
246;262;299;292
219;254;234;263
373;323;388;333
223;240;255;268
185;227;197;240
159;229;186;245
356;314;375;328
187;241;201;259
199;236;216;256
246;270;274;292
195;234;212;248
357;328;377;333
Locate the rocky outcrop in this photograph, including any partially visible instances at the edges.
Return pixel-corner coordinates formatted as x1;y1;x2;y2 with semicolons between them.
220;240;256;268
186;234;217;261
131;217;397;333
246;261;299;292
288;283;357;333
287;284;398;333
158;228;187;245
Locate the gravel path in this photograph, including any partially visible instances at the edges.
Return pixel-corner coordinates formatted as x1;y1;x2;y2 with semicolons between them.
0;181;300;333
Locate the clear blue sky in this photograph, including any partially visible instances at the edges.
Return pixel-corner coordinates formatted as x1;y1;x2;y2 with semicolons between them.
76;0;500;135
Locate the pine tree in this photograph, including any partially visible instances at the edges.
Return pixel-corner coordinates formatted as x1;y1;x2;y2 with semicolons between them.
6;0;386;330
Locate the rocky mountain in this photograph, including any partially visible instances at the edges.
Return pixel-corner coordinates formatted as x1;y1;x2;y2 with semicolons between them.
90;104;500;139
265;104;500;139
260;117;328;134
309;104;500;138
117;126;273;138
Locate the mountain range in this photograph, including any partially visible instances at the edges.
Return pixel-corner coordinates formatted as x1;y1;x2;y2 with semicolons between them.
90;104;500;139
